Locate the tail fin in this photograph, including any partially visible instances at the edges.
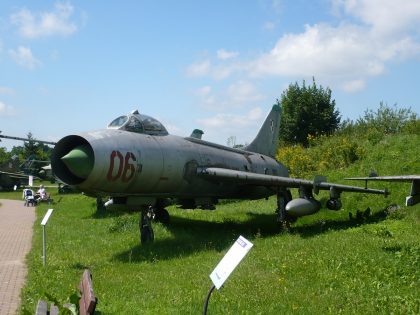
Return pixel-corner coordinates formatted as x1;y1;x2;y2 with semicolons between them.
244;104;281;157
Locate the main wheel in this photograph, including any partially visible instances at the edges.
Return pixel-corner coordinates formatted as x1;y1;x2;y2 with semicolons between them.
96;197;105;213
154;208;170;224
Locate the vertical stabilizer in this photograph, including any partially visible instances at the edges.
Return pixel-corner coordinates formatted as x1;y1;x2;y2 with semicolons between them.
244;105;281;157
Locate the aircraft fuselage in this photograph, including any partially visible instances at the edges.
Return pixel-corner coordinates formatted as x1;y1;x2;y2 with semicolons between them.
52;130;288;207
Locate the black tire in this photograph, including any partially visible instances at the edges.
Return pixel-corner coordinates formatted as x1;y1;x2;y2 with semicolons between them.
154;208;170;224
96;198;105;213
140;225;154;243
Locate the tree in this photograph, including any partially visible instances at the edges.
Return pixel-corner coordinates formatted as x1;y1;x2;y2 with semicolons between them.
18;133;53;174
0;147;11;165
278;78;340;146
23;132;39;160
21;132;52;160
356;102;417;134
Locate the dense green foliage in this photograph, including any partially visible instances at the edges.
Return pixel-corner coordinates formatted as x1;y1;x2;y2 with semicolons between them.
340;102;419;139
7;125;418;314
278;103;419;178
278;79;340;147
0;132;52;175
20;133;52;161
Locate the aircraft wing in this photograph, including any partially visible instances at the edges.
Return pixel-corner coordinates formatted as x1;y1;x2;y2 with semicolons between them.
345;175;420;206
199;167;388;196
0;171;30;190
0;171;29;179
345;175;420;182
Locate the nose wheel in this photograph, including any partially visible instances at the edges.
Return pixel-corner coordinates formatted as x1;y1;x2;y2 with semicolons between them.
140;207;155;243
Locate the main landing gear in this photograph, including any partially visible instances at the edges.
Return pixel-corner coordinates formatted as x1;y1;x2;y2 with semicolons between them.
276;189;293;229
153;207;170;224
96;197;105;213
139;206;170;244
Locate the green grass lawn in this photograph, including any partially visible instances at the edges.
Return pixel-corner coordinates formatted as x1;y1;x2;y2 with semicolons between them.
9;133;420;314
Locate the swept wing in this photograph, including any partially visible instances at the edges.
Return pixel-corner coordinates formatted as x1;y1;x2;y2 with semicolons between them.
200;167;388;196
346;175;420;206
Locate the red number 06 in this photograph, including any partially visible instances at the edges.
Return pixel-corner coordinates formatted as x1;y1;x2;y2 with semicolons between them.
106;150;137;182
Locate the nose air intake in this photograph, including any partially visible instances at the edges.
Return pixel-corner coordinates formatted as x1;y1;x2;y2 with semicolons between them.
51;135;94;185
61;144;94;179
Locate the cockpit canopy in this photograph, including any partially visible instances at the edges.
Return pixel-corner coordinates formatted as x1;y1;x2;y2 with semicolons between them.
107;110;169;136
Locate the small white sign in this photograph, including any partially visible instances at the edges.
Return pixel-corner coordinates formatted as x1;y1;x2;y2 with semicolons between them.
41;209;54;226
29;175;33;187
210;235;253;290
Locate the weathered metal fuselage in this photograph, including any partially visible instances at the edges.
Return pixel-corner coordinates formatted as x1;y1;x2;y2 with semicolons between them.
52;129;288;206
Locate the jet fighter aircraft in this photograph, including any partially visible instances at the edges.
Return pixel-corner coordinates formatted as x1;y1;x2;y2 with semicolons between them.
0;170;29;191
51;105;389;243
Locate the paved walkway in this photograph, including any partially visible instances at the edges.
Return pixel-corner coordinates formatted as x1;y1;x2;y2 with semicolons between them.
0;199;35;315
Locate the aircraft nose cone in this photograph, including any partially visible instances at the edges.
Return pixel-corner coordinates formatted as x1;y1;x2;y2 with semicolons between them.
61;144;94;179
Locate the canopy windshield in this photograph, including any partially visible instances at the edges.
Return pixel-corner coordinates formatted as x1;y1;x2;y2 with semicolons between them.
108;112;168;136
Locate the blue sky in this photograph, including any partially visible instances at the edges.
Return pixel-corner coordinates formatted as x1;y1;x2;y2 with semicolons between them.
1;0;419;150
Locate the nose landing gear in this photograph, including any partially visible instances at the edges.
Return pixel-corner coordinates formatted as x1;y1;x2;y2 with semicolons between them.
140;207;155;243
139;206;170;244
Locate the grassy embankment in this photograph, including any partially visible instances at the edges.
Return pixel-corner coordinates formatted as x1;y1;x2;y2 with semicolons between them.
9;132;419;314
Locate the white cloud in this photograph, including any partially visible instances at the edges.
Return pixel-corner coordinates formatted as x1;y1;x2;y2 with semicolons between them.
195;85;220;109
227;81;263;104
187;1;420;93
10;2;77;39
195;86;212;96
196;107;265;145
212;65;236;80
217;49;239;60
247;107;264;121
195;86;217;108
336;0;420;36
250;23;386;78
0;87;15;95
9;46;41;69
341;79;366;93
186;57;241;80
245;15;420;91
186;60;211;77
0;101;15;116
198;107;263;128
195;81;264;110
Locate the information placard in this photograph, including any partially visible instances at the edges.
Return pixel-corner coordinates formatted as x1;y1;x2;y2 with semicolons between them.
210;235;253;290
41;209;54;226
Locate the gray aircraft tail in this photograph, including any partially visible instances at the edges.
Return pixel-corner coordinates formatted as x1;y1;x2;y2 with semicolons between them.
244;104;281;157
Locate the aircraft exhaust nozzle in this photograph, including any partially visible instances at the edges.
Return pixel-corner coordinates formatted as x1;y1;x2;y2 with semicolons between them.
61;144;94;179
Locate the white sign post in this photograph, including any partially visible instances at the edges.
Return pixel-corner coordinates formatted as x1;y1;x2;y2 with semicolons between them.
204;236;253;314
210;235;253;289
41;209;54;267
